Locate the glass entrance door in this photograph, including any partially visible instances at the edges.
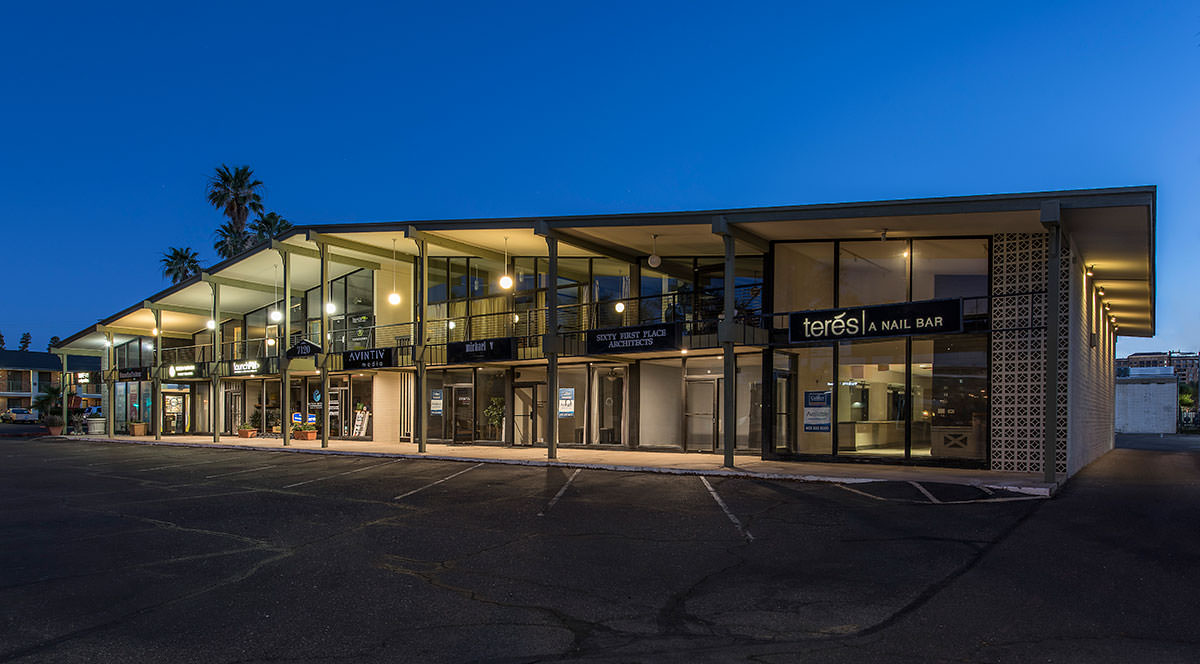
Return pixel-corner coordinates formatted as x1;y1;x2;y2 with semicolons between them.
451;385;474;442
163;393;190;434
684;378;719;452
224;388;243;434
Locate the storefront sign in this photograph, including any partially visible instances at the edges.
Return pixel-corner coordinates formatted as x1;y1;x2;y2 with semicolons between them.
558;387;575;418
787;299;962;344
118;367;149;382
309;388;322;411
292;412;302;423
307;414;316;424
343;348;397;370
803;391;831;432
76;372;90;384
446;337;515;364
167;363;203;379
230;359;263;376
430;389;444;415
585;322;680;355
286;339;323;358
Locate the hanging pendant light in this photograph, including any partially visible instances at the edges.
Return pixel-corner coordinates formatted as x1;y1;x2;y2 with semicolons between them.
647;234;661;268
269;264;283;322
388;238;402;305
499;237;514;290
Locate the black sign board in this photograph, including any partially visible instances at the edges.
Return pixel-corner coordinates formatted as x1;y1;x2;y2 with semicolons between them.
223;358;277;376
787;299;962;344
166;363;205;379
586;322;681;355
286;339;323;358
446;338;515;364
118;367;150;382
343;347;398;370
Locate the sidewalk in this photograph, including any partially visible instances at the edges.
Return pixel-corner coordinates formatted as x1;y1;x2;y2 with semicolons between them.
55;433;1058;496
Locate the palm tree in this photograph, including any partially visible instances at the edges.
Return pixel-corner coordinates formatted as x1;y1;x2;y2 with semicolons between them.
161;247;202;283
251;212;292;241
33;384;63;419
213;222;256;260
207;165;264;257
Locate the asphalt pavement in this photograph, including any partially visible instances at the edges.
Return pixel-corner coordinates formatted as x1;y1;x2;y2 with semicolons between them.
0;435;1196;662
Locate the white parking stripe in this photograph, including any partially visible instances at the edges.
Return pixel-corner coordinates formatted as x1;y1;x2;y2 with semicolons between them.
700;477;754;543
538;469;582;517
137;459;226;472
908;481;942;504
205;465;275;479
393;463;482;500
282;459;401;489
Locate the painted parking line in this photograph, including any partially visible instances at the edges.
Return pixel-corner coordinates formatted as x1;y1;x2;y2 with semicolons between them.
908;481;942;504
835;484;887;501
700;477;754;543
205;465;275;479
282;459;402;489
137;458;226;472
87;455;164;466
393;463;483;501
538;468;582;517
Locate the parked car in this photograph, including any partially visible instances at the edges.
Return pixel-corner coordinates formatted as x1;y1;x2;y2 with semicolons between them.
1;408;38;424
83;406;102;417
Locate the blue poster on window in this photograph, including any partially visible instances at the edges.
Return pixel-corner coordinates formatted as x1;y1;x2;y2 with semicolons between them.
558;387;575;419
803;391;831;432
430;389;443;416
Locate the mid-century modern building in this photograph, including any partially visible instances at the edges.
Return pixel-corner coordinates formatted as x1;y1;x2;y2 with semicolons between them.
53;186;1156;480
0;350;102;413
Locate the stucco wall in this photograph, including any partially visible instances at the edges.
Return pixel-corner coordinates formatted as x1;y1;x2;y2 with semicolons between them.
1115;381;1177;434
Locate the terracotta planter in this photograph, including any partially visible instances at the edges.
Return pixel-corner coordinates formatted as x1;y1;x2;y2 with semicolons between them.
293;430;317;440
238;429;257;438
129;422;147;436
47;425;64;436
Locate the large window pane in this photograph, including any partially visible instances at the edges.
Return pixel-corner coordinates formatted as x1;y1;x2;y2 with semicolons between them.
774;243;834;316
911;334;988;460
346;269;373;314
837;338;906;457
774;347;833;454
912;238;989;324
838;240;908;307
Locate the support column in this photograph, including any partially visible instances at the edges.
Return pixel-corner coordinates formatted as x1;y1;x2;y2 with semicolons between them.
153;308;162;441
105;330;115;438
280;248;292;447
320;242;331;449
720;233;737;469
545;235;559;460
1041;201;1061;484
212;283;222;443
58;352;69;432
414;242;428;453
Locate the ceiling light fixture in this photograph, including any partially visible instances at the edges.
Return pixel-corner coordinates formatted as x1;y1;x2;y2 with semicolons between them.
499;237;513;290
648;234;661;268
388;238;401;306
880;229;888;241
270;264;283;322
615;301;625;313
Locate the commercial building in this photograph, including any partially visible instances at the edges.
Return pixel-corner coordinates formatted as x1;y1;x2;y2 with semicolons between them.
1116;351;1198;385
53;186;1155;480
1115;367;1177;434
0;350;102;413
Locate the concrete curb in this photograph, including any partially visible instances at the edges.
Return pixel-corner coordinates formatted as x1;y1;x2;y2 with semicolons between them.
35;435;1057;498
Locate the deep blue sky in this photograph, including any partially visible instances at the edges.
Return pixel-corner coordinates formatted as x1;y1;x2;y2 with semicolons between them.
1;1;1195;354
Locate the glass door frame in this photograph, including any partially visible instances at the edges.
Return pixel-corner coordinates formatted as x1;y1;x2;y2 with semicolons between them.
683;376;720;452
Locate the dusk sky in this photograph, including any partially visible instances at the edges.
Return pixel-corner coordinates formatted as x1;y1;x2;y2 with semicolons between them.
0;1;1195;355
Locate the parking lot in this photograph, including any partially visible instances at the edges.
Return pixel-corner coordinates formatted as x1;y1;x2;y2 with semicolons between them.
1;438;1196;662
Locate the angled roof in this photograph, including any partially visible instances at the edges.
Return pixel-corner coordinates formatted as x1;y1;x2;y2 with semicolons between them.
0;350;101;372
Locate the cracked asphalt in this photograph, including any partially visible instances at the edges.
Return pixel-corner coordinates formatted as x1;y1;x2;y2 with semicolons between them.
0;435;1196;663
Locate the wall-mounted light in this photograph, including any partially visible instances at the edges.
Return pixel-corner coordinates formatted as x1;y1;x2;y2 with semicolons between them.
1097;286;1105;296
1104;302;1111;311
614;301;625;313
680;348;688;355
151;327;159;336
1086;265;1095;277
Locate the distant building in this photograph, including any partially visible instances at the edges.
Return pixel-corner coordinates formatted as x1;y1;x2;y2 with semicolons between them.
1115;366;1178;434
0;350;102;414
1116;351;1199;384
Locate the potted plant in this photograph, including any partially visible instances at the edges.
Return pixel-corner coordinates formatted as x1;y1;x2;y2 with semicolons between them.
483;396;505;441
292;423;318;440
43;413;65;436
128;419;147;436
237;422;257;438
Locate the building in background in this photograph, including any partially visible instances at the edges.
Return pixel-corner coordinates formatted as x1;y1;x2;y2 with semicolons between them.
1116;351;1199;384
0;350;102;414
1115;366;1178;434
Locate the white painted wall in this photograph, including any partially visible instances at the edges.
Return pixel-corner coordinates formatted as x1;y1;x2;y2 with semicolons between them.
639;360;681;447
1067;247;1117;476
1115;381;1177;434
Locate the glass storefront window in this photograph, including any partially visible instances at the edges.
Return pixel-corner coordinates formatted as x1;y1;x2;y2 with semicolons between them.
556;365;587;444
350;377;373;438
773;243;834;316
774;347;834;454
590;365;624;444
475;369;507;441
910;334;988;461
838;240;908;307
346;270;373;314
837;338;907;457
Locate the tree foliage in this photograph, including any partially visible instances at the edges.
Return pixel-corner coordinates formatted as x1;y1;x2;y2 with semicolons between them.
47;336;60;350
251;212;292;240
18;332;31;351
208;165;264;259
161;247;202;284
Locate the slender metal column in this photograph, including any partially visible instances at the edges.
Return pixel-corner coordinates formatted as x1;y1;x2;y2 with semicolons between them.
105;330;115;438
153;308;162;441
414;241;428;453
1041;201;1061;484
720;233;737;468
212;283;222;443
58;352;68;431
280;248;292;446
320;242;331;449
545;235;559;460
